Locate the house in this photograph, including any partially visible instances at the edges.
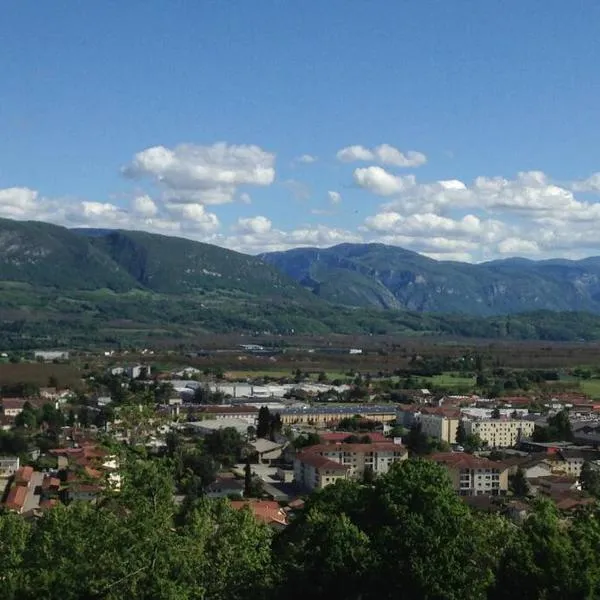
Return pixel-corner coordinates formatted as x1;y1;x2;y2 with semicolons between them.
0;456;19;478
529;475;581;497
229;499;289;528
294;441;408;491
1;398;28;417
15;465;34;486
429;452;509;496
3;484;28;513
67;483;102;502
250;439;285;463
205;474;244;499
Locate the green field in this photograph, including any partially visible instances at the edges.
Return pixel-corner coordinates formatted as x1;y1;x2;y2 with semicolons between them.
577;379;600;399
428;373;476;390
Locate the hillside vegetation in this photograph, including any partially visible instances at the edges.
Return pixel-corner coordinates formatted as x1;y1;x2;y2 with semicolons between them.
1;219;600;347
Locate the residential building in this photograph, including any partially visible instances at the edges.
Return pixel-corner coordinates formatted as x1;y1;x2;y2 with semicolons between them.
396;405;461;444
279;405;397;427
1;398;27;417
430;452;509;496
319;431;388;444
294;441;408;491
0;456;19;478
294;452;349;491
205;475;244;499
420;408;461;444
3;484;28;513
465;418;535;448
250;439;285;463
34;351;69;361
229;499;289;529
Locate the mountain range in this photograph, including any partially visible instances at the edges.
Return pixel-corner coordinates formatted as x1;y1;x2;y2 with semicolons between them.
2;217;600;347
261;244;600;315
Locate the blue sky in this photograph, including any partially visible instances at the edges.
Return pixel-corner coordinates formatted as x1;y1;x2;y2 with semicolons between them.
2;1;600;260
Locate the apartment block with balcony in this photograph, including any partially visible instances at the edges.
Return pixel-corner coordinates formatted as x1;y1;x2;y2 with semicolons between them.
294;441;408;491
465;418;535;448
430;452;509;496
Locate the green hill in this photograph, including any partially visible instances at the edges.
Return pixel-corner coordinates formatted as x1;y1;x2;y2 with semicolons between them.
1;219;600;348
261;243;600;315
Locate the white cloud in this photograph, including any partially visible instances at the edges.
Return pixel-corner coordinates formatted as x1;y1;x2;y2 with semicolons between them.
354;167;415;196
328;191;342;204
295;154;317;164
235;216;272;235
0;187;39;218
337;144;427;167
572;173;600;193
337;145;375;163
239;192;252;204
224;224;362;254
123;142;275;205
164;203;220;232
132;194;158;217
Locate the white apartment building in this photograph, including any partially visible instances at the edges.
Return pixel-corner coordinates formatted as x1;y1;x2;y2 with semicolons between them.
465;418;535;448
294;441;408;491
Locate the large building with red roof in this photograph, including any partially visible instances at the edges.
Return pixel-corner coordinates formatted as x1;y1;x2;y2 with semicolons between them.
429;452;509;496
294;441;408;491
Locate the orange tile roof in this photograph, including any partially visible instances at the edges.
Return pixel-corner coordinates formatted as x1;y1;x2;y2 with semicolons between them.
301;442;406;454
4;485;28;511
297;452;349;471
230;500;289;526
15;466;34;485
430;452;505;471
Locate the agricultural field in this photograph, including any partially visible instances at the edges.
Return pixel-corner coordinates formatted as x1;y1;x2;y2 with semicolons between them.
0;363;82;390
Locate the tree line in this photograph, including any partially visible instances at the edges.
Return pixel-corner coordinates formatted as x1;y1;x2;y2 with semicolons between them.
3;456;600;599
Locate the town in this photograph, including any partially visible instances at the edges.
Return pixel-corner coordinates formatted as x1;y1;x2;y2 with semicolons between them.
3;343;600;523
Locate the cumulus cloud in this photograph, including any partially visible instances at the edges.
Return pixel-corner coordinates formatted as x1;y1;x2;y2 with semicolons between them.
354;167;415;196
123;142;275;205
337;144;427;167
0;187;39;218
132;194;158;217
328;191;342;204
571;173;600;193
235;215;272;235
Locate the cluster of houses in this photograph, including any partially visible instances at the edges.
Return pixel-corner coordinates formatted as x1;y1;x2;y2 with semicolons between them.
1;440;120;516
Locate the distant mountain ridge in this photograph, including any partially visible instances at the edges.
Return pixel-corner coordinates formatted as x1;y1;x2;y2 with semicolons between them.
261;243;600;315
3;218;600;346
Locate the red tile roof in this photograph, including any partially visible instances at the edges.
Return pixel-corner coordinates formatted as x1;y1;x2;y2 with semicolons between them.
4;485;28;511
42;476;61;490
230;500;289;526
15;466;34;485
297;452;349;471
302;442;407;454
429;452;505;471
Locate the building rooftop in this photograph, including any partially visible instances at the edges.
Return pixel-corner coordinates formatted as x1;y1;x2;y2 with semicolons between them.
305;442;406;454
429;452;505;471
4;484;28;511
229;500;289;527
319;432;388;444
296;452;350;471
